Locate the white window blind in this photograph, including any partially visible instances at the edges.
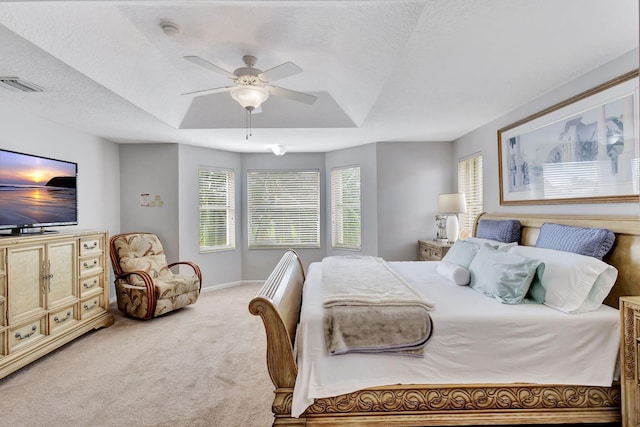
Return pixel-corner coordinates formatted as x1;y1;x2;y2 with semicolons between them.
247;170;320;248
457;154;483;238
331;166;361;250
198;167;235;252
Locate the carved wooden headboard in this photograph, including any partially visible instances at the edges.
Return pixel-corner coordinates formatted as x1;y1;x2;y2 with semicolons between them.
474;213;640;308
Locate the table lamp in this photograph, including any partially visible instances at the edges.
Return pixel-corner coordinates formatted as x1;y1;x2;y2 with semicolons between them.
437;193;467;243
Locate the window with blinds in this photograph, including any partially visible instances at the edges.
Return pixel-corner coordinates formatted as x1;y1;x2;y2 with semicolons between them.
331;166;361;250
247;170;320;248
457;154;483;239
198;167;235;252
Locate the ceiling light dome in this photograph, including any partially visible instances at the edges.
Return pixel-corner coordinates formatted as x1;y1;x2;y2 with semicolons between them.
272;145;287;157
230;85;269;111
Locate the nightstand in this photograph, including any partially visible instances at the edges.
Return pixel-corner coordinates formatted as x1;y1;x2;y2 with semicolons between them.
418;240;453;261
620;296;640;427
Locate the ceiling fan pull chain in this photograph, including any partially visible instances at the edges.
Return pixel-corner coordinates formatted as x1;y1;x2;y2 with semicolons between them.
246;109;249;140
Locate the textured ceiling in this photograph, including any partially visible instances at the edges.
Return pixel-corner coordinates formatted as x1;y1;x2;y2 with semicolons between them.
0;0;637;153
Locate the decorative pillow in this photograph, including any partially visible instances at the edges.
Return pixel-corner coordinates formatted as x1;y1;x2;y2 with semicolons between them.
468;245;544;304
442;239;480;268
508;246;618;313
476;219;521;243
464;237;517;252
535;223;615;260
436;261;470;285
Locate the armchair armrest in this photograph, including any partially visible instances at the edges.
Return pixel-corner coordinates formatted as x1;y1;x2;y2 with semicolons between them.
115;270;157;319
168;261;203;291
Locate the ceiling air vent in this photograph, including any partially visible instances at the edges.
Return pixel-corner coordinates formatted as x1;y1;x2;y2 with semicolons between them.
0;77;44;93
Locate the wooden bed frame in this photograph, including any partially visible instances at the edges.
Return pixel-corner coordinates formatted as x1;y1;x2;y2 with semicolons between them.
249;213;640;426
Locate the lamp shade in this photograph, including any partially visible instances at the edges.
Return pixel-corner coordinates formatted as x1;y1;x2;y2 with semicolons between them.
230;85;269;111
438;193;466;214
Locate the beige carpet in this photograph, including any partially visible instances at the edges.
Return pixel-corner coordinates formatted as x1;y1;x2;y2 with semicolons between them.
0;284;273;427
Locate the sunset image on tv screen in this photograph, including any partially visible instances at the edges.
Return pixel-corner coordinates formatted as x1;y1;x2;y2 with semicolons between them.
0;150;77;228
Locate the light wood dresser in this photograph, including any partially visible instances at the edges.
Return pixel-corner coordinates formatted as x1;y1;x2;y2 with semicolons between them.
418;239;453;261
621;296;640;427
0;230;113;379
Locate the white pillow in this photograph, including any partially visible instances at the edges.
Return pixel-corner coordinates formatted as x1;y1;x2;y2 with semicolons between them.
464;237;518;252
508;246;618;313
436;261;470;285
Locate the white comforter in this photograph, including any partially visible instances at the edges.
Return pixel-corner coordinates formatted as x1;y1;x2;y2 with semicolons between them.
291;261;620;417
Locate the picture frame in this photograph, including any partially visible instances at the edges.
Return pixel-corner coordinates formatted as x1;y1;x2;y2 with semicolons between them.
498;69;639;205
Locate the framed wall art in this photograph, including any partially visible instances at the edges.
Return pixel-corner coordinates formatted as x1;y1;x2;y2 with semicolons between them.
498;69;639;205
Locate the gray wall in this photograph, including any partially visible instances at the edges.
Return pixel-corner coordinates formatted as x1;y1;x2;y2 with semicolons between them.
0;104;120;235
116;141;454;283
118;144;180;263
453;49;640;217
178;145;243;286
376;141;453;261
325;143;378;257
0;103;121;295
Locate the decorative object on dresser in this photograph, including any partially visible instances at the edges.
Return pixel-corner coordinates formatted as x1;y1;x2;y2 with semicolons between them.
109;232;202;320
0;230;113;380
620;296;640;427
418;239;453;261
436;193;466;243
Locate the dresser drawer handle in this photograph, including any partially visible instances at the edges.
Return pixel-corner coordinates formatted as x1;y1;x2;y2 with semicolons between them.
83;242;98;250
83;260;98;269
54;311;72;323
84;300;98;310
83;279;98;289
15;325;37;340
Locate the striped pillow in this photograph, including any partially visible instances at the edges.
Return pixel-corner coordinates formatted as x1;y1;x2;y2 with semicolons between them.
535;223;615;260
476;219;521;243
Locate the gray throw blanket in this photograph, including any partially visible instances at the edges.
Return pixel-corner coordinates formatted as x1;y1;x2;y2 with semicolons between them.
321;256;434;357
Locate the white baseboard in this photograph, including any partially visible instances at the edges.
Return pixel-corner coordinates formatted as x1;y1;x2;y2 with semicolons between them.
201;280;264;293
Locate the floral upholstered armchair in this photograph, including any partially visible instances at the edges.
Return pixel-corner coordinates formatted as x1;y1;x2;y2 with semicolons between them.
109;232;202;320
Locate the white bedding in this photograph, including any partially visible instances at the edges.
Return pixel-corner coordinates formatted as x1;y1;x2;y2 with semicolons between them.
291;260;620;417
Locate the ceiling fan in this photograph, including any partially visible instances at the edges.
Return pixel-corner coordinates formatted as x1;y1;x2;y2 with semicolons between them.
182;55;317;113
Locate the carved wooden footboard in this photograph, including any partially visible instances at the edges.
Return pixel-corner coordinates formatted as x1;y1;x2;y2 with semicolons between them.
249;214;640;426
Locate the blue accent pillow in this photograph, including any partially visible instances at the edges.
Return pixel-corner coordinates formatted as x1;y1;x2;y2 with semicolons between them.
535;223;615;260
477;219;521;243
468;245;544;304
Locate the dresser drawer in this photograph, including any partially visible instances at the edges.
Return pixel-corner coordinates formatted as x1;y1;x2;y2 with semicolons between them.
79;237;103;256
80;294;105;320
418;240;451;261
49;304;78;334
8;316;46;353
79;256;103;276
419;242;443;260
80;274;103;297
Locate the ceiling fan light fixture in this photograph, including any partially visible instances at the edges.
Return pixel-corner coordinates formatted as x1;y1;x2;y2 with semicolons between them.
272;145;287;157
230;85;269;111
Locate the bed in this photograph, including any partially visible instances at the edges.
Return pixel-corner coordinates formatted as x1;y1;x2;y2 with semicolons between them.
249;213;640;426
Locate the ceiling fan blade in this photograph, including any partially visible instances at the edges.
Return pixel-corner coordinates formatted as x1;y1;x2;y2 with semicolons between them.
259;62;302;82
270;86;317;105
181;86;233;96
183;56;235;78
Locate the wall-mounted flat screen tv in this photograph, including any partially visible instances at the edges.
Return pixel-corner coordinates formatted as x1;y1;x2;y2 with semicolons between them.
0;148;78;235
